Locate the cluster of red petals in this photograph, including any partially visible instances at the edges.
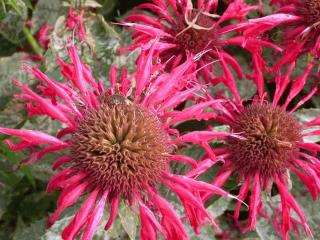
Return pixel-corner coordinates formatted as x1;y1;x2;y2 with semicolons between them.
37;23;54;50
66;7;87;41
122;0;285;91
19;23;53;63
200;60;319;239
269;0;320;61
0;45;239;240
239;0;320;68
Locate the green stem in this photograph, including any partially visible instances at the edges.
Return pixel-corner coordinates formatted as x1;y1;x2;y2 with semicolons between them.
1;0;6;14
22;26;42;55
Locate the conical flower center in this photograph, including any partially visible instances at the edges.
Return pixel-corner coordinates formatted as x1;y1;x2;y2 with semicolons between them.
173;10;220;54
298;0;320;28
227;103;301;177
70;95;169;198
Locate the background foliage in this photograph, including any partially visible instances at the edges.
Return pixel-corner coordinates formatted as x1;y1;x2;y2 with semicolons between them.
0;0;319;239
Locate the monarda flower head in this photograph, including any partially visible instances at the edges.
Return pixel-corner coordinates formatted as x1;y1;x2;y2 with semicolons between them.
268;0;320;61
201;61;319;239
66;7;86;41
0;45;237;240
122;0;280;87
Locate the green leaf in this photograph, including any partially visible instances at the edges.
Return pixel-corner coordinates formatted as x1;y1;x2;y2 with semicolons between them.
0;52;34;127
13;215;27;239
22;0;33;10
294;108;320;124
98;0;117;18
290;175;320;239
0;52;34;97
0;35;19;56
13;219;46;240
0;158;20;186
207;197;232;218
81;0;102;8
83;14;120;79
63;0;103;8
102;215;130;240
46;12;121;82
295;108;320;143
185;222;217;240
0;99;27;131
41;215;73;240
256;195;281;240
0;192;8;219
179;145;205;161
31;0;66;34
118;201;138;240
43;15;68;74
24;115;62;135
256;218;280;240
11;199;134;239
312;96;320;108
256;177;319;240
0;0;27;43
0;143;36;188
28;157;55;182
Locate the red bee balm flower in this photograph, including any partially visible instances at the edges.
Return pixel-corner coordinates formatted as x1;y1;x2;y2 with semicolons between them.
67;7;86;41
37;23;53;50
269;0;320;64
122;0;281;88
0;46;235;240
202;62;319;239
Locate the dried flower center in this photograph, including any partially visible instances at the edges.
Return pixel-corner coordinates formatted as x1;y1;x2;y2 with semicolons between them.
298;0;320;28
173;10;220;54
227;103;301;177
70;95;169;197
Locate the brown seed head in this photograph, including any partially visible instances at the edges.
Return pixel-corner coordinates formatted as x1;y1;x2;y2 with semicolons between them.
298;0;320;28
173;10;220;54
70;95;169;198
227;103;302;177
